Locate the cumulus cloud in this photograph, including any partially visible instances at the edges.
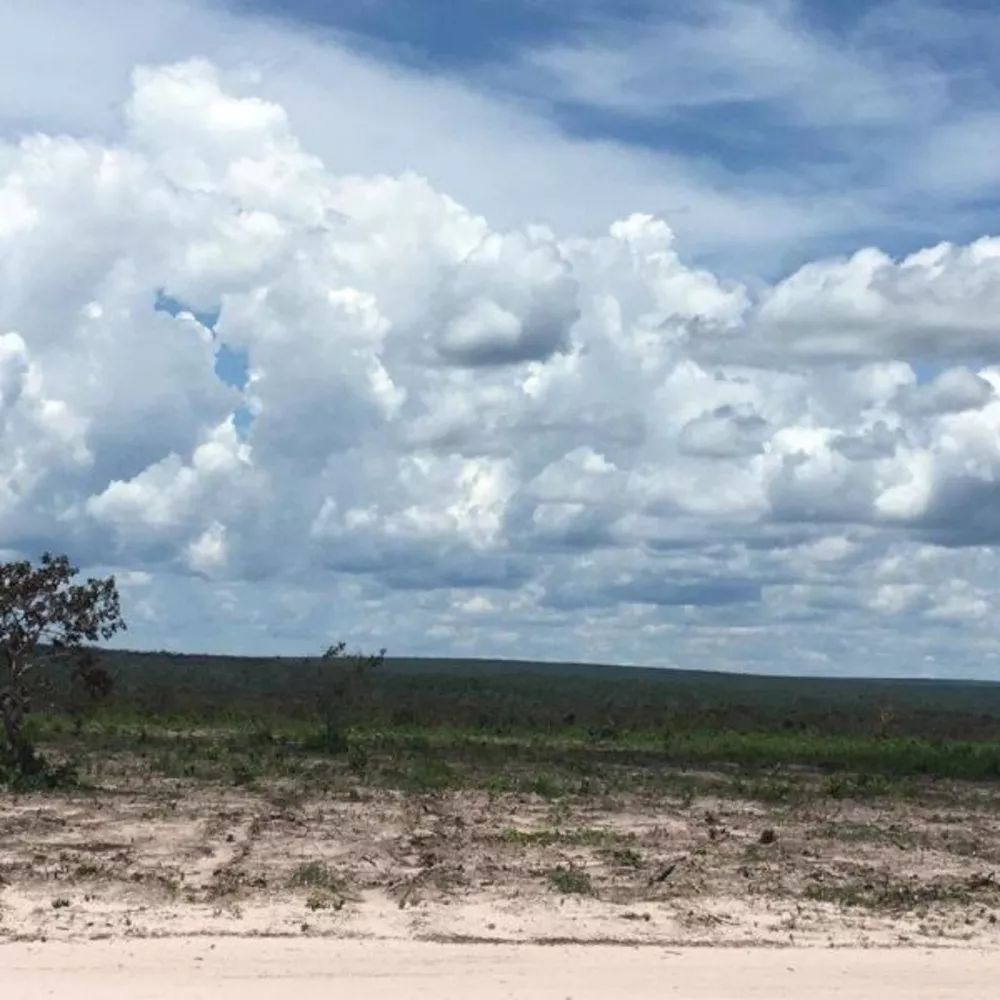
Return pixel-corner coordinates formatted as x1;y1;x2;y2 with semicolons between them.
678;405;769;459
3;57;1000;677
430;229;580;367
898;367;995;416
749;241;1000;364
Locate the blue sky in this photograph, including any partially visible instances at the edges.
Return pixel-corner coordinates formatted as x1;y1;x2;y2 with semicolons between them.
226;0;1000;271
2;0;1000;677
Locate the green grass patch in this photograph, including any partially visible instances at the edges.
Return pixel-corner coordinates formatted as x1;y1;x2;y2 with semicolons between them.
288;860;344;891
399;757;460;792
806;821;917;849
501;827;615;848
546;866;594;895
804;873;999;912
25;707;1000;796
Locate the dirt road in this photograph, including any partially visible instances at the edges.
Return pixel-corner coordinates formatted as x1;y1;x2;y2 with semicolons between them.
4;937;998;999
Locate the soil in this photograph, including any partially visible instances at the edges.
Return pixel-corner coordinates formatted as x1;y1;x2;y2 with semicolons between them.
3;770;1000;948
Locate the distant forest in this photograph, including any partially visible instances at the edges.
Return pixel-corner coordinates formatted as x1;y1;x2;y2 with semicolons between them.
34;647;1000;742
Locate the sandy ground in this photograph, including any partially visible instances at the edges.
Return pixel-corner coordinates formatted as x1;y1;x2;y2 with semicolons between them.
3;770;1000;995
0;777;1000;1000
3;779;1000;948
5;937;1000;999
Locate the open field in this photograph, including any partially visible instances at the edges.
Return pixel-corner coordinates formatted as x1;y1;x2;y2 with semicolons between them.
3;651;1000;968
3;765;1000;947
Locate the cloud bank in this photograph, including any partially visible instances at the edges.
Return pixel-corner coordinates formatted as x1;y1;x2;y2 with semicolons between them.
3;57;1000;677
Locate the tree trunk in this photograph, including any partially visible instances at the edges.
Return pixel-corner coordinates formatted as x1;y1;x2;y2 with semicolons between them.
0;649;30;762
0;686;28;757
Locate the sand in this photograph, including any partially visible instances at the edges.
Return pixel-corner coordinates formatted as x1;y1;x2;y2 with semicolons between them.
4;937;999;999
4;783;1000;948
4;773;1000;994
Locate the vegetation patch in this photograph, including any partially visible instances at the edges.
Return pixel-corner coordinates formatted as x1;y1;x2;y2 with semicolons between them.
501;827;616;848
288;860;345;891
546;866;594;895
804;871;999;912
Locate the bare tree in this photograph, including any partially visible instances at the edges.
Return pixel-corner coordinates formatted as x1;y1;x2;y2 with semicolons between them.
0;553;126;768
312;641;386;753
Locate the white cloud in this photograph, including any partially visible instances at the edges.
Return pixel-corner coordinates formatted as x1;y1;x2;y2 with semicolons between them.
1;15;1000;677
746;240;1000;364
431;229;580;366
0;0;949;281
899;367;994;416
522;0;944;129
678;405;769;459
186;521;229;576
515;0;1000;252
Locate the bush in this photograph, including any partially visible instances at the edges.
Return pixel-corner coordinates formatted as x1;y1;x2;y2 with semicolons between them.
309;642;385;755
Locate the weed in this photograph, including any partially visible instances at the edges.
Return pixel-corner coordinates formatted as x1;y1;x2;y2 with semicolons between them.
731;775;802;803
804;872;999;912
303;727;350;755
807;821;916;849
484;774;514;795
501;827;614;848
610;847;644;868
0;744;80;792
208;869;246;900
822;772;893;800
525;774;564;800
346;742;369;776
230;759;255;787
547;866;593;895
306;889;346;911
402;758;459;792
288;860;343;891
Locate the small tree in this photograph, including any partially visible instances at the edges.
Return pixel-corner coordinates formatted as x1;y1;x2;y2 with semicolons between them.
0;553;126;770
311;641;385;753
66;646;116;735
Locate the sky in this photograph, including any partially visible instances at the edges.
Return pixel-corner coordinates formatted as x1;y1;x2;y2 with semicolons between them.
2;0;1000;678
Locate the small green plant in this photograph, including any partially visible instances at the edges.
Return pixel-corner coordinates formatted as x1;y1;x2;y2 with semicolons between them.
501;827;612;848
803;876;981;912
822;772;893;800
587;723;620;744
0;744;79;792
346;742;369;776
306;889;345;911
403;757;458;791
289;861;351;911
547;866;593;895
611;846;644;868
807;821;915;849
502;827;553;846
208;868;247;900
230;759;255;787
288;860;342;891
527;774;563;800
248;723;275;747
731;775;800;803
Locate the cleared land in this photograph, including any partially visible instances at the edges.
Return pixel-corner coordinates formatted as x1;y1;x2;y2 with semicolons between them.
2;650;1000;994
